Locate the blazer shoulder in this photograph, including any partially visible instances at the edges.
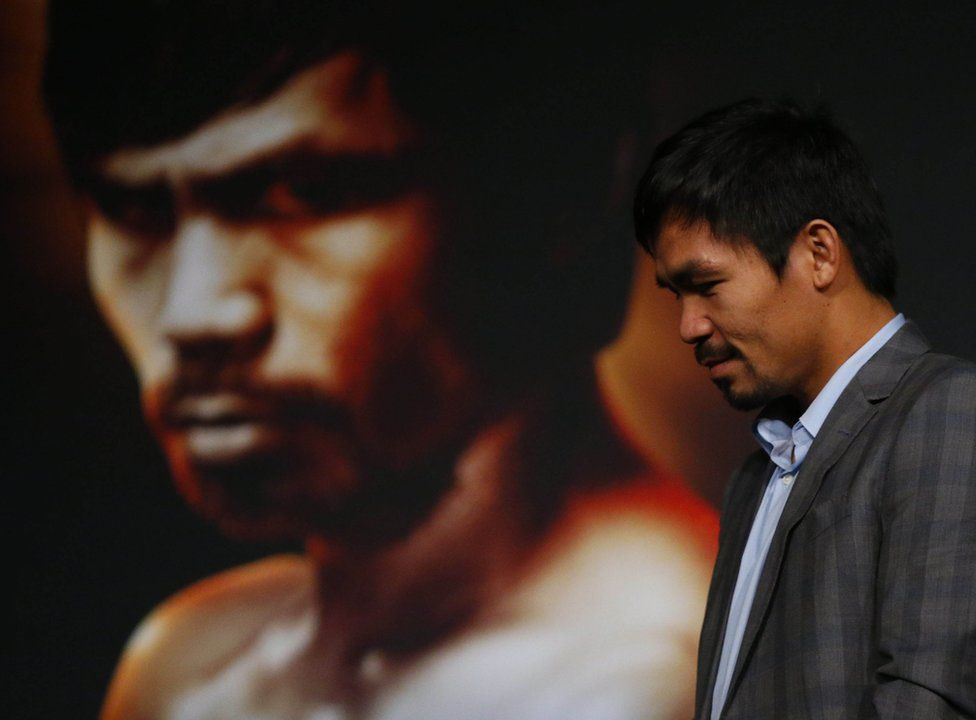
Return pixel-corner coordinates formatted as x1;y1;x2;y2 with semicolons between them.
910;349;976;376
891;351;976;407
872;351;976;491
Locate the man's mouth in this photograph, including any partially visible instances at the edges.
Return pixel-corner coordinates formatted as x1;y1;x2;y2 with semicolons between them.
166;394;287;466
705;357;738;378
696;345;741;377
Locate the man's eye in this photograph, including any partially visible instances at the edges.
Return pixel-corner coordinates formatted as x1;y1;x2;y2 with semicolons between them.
260;181;315;218
696;281;720;296
262;161;414;220
192;154;424;223
88;183;176;238
257;176;389;218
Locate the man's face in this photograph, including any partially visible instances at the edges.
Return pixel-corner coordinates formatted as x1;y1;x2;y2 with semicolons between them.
654;220;819;410
85;52;482;542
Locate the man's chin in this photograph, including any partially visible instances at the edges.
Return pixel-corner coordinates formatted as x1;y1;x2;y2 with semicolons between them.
169;455;347;542
714;378;774;412
187;476;320;541
172;458;455;550
209;507;308;541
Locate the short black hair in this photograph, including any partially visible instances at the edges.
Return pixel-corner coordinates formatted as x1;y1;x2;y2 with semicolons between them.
633;98;898;299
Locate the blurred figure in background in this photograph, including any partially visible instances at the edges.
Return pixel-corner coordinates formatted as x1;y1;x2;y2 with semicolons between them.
45;3;716;718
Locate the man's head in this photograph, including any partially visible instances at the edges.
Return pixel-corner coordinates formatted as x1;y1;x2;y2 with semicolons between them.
633;99;898;410
45;2;633;545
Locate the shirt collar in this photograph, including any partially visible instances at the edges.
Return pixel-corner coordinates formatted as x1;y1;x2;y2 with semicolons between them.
752;313;905;471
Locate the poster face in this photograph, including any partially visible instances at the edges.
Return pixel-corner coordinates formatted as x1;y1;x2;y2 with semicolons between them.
5;2;974;719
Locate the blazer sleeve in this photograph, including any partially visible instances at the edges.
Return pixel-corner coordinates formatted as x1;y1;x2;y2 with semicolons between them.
872;363;976;719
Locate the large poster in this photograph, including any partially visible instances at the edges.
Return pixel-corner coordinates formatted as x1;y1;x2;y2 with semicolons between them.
4;3;974;719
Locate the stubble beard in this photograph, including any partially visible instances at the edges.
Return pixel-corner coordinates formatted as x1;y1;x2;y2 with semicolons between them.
696;341;782;412
714;367;782;412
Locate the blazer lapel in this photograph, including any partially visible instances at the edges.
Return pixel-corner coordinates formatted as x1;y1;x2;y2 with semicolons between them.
697;451;773;718
719;321;931;715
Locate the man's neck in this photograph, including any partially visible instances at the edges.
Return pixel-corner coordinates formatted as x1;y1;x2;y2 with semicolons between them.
797;294;897;408
299;366;647;694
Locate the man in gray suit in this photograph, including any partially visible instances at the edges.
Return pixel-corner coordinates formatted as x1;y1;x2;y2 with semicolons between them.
633;98;976;719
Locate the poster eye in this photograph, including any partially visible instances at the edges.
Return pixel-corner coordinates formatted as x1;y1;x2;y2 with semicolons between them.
90;183;176;239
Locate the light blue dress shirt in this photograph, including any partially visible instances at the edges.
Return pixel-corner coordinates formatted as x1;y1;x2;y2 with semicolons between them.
710;313;906;719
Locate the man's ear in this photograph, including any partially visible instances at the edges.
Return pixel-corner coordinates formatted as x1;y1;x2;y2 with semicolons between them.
796;219;842;291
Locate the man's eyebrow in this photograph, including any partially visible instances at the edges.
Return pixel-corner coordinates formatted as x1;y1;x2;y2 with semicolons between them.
82;172;171;208
188;138;410;185
90;140;424;201
94;131;422;189
218;140;413;174
189;143;426;202
656;259;719;290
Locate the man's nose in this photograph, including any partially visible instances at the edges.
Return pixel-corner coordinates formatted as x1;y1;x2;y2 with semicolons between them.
678;300;714;345
159;216;270;356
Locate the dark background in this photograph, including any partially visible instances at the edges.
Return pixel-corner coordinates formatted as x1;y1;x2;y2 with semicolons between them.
3;2;974;718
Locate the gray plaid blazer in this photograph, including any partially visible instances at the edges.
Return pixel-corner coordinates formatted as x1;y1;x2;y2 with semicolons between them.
696;322;976;719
